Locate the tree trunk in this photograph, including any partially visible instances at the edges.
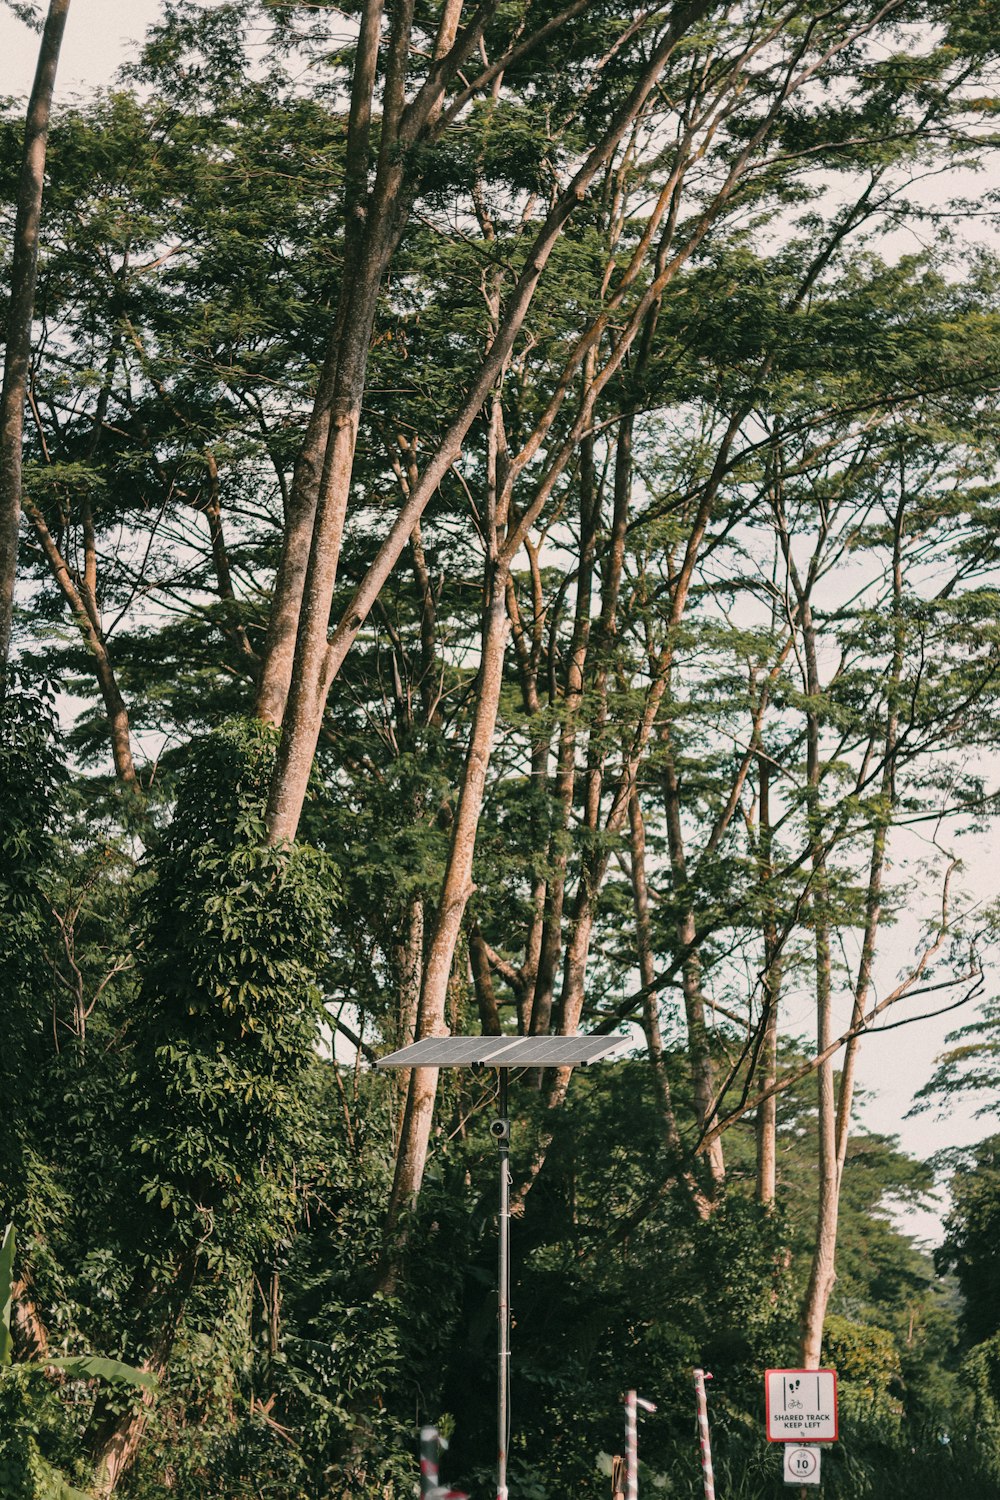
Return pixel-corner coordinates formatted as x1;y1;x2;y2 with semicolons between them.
200;451;257;672
92;1336;170;1497
627;791;688;1150
529;422;600;1038
90;1255;198;1496
628;794;714;1219
255;0;491;732
505;553;550;1034
389;894;425;1125
793;544;836;1369
10;1275;48;1362
755;754;781;1207
469;920;503;1036
378;563;510;1269
254;0;387;724
533;404;633;1055
799;892;835;1370
662;744;727;1197
0;0;72;681
800;493;905;1361
534;661;675;1188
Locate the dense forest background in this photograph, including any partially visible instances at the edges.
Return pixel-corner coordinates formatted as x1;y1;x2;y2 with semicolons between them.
3;0;1000;1495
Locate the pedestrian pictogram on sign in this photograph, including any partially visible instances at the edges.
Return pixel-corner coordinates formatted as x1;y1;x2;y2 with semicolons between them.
765;1369;838;1442
783;1446;821;1485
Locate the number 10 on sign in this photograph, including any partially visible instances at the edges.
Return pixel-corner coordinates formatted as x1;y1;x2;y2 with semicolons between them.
783;1446;821;1486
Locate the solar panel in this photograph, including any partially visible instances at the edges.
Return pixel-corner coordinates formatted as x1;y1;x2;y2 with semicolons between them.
375;1034;627;1069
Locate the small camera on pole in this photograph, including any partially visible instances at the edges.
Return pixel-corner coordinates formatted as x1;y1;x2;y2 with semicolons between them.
490;1117;510;1144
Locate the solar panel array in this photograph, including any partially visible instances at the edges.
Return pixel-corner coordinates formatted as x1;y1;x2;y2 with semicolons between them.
375;1034;627;1069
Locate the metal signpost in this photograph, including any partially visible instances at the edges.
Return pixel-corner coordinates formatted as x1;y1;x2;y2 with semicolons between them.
377;1032;625;1500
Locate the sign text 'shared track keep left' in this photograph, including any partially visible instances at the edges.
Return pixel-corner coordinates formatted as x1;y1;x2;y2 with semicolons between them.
764;1369;838;1443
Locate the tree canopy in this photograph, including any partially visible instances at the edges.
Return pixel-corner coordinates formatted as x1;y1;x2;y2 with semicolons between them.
3;0;1000;1496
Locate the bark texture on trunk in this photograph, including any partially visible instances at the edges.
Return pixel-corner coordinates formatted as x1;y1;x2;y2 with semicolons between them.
90;1253;198;1496
11;1275;49;1362
799;494;905;1364
256;0;499;740
254;0;387;724
627;790;712;1216
792;528;836;1369
628;791;679;1143
754;755;781;1207
799;889;835;1371
92;1341;168;1496
0;0;72;679
529;422;599;1039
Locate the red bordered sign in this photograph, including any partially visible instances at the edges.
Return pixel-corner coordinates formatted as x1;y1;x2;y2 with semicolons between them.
764;1369;838;1443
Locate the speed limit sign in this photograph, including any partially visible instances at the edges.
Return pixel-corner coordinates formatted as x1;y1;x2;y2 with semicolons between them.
783;1446;821;1485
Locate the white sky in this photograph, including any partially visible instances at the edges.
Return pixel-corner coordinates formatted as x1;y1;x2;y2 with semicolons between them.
0;1;160;98
3;0;996;1243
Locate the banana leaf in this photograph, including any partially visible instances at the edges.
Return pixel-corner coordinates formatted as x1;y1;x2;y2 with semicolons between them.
45;1355;157;1390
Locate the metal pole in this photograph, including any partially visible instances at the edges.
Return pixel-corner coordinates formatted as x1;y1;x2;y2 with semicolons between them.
693;1369;716;1500
497;1067;510;1500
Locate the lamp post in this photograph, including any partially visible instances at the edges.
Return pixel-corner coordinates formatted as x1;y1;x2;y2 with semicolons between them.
495;1065;511;1500
377;1033;626;1500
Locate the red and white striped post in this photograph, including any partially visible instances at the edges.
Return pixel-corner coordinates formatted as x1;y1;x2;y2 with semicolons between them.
625;1390;657;1500
420;1427;470;1500
625;1392;637;1500
420;1426;441;1499
693;1369;716;1500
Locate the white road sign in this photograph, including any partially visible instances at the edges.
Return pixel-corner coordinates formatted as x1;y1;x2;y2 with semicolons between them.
783;1446;821;1485
765;1368;838;1442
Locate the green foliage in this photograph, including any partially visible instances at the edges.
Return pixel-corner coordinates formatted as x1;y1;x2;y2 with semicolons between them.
0;1369;90;1500
6;0;1000;1493
0;1221;155;1498
937;1136;1000;1347
960;1332;1000;1470
127;718;337;1274
916;999;1000;1119
823;1314;902;1424
0;677;64;1223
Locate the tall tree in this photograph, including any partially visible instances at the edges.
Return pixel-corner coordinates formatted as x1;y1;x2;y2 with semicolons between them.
0;0;71;682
